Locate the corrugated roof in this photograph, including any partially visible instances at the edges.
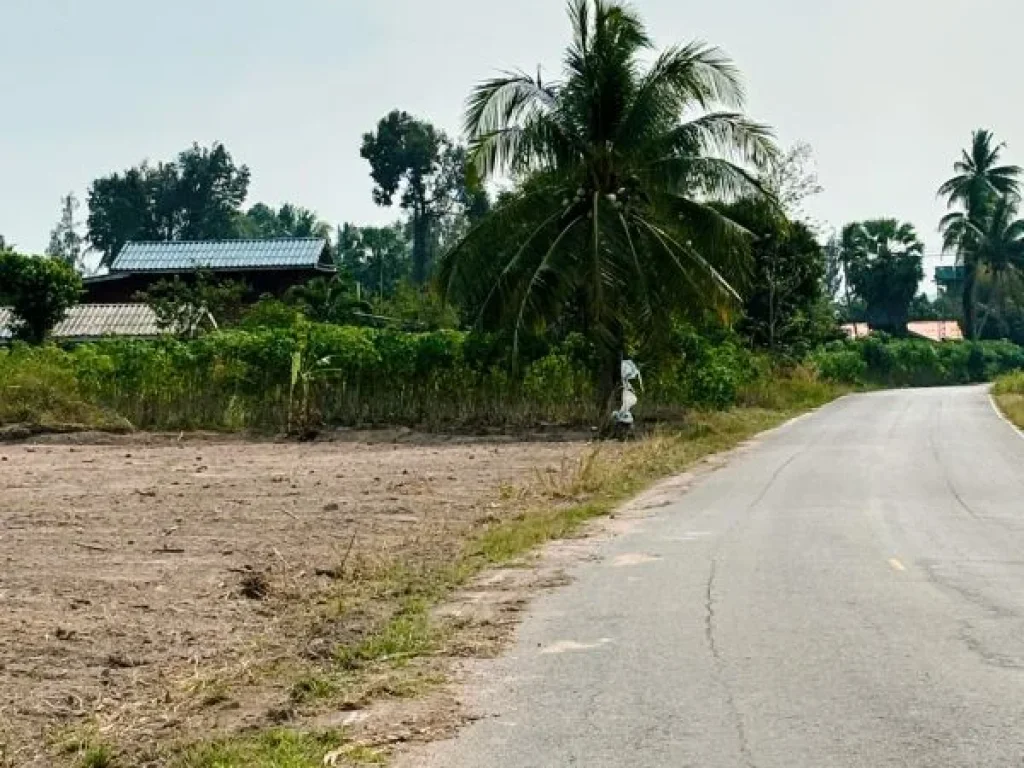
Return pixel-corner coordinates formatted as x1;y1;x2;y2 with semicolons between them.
0;304;163;341
112;238;329;272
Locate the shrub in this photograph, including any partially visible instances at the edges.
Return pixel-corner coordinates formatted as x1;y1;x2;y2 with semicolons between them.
812;337;1024;387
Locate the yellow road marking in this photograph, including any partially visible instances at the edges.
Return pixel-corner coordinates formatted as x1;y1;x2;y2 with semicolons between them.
889;558;906;572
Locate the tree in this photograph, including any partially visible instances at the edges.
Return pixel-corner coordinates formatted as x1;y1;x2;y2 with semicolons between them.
841;219;924;335
965;194;1024;337
762;142;824;230
238;203;331;240
136;271;248;337
284;276;371;325
938;130;1022;339
87;143;251;266
46;192;85;270
440;0;776;399
723;199;831;353
822;234;844;302
0;251;82;343
360;111;472;284
337;223;410;300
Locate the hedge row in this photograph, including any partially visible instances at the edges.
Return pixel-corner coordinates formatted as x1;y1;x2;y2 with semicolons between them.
0;324;762;431
812;336;1024;387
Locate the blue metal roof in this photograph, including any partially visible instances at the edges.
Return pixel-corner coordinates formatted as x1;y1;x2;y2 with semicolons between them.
111;238;330;273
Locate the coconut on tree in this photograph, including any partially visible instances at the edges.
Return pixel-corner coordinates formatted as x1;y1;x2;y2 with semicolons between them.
439;0;778;404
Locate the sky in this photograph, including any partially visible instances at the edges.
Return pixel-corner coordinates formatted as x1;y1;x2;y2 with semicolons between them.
2;0;1021;284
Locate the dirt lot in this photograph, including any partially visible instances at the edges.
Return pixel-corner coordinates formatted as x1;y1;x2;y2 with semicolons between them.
0;433;592;766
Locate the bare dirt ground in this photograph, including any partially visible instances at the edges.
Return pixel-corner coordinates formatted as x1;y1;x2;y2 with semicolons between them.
0;433;593;766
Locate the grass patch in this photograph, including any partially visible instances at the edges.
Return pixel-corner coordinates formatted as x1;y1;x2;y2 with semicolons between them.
0;346;129;431
79;745;116;768
173;729;341;768
993;372;1024;428
336;602;439;670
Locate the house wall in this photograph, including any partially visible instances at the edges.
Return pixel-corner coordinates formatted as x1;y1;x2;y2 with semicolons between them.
83;269;327;304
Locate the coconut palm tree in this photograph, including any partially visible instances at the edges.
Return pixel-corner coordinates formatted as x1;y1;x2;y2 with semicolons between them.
439;0;777;398
965;195;1024;336
938;129;1023;339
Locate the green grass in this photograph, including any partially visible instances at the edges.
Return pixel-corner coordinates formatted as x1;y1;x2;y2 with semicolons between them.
173;729;342;768
289;674;338;704
993;372;1024;428
78;745;115;768
336;602;439;670
0;349;127;431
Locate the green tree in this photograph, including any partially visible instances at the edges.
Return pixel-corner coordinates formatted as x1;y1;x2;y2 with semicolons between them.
45;192;85;270
841;219;924;335
723;199;831;353
822;234;844;302
360;111;474;284
136;271;248;337
284;276;371;325
938;130;1022;339
87;143;251;266
440;0;776;397
0;251;82;343
238;203;331;239
965;195;1024;337
337;223;410;300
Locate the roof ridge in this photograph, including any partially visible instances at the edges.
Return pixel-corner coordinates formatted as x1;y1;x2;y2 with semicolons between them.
123;237;326;246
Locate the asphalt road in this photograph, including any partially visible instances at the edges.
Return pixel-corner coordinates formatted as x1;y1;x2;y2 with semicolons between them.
402;386;1024;768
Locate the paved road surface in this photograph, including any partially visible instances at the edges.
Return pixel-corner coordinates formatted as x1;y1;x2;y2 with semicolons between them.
402;387;1024;768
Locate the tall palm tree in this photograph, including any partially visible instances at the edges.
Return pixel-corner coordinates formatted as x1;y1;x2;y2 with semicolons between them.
938;129;1022;339
440;0;777;397
966;195;1024;336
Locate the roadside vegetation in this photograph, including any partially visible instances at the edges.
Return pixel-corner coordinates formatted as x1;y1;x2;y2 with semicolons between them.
993;371;1024;428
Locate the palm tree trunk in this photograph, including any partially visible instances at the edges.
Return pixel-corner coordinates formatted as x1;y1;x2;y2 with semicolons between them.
962;259;978;341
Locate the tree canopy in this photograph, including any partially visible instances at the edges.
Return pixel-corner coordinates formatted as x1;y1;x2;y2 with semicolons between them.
0;250;82;343
87;143;251;266
939;129;1023;339
238;203;331;240
360;112;477;284
841;219;924;335
45;193;86;271
440;0;777;392
722;199;832;354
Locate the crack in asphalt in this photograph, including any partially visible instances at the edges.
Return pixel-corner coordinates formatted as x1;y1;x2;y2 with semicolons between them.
701;448;807;768
704;556;756;768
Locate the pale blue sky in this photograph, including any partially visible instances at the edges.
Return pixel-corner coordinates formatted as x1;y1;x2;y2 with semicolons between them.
2;0;1020;277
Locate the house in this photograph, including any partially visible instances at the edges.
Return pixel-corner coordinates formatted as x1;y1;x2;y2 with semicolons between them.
906;320;963;342
83;238;335;304
0;304;163;343
841;320;963;342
